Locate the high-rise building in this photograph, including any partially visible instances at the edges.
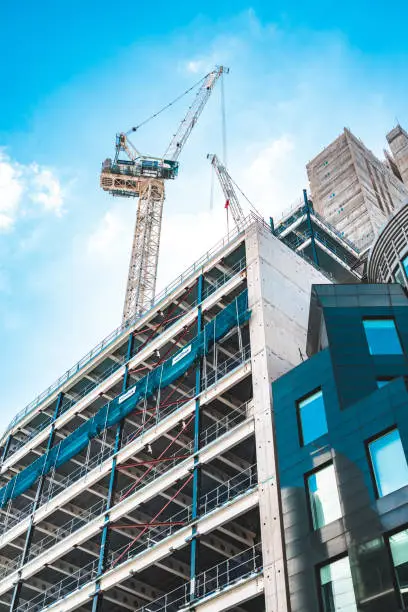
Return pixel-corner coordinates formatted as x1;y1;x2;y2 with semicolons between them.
307;128;408;251
386;124;408;188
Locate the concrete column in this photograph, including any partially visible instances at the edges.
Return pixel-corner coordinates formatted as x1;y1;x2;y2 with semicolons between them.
245;222;330;612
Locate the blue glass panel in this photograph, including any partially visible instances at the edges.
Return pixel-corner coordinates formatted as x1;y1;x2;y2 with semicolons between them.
363;319;402;355
299;390;328;445
369;429;408;497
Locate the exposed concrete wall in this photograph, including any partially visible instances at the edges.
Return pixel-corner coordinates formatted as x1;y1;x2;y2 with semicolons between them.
387;124;408;188
245;223;330;612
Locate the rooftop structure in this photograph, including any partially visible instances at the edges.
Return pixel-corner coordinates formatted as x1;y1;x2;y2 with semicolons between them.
272;193;362;283
0;216;330;612
307;128;408;251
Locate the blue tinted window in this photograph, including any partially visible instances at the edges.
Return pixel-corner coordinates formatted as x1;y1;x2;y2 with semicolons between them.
369;429;408;497
363;319;402;355
308;464;342;529
298;390;328;445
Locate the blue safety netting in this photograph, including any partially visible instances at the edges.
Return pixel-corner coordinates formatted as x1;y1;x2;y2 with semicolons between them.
0;290;250;508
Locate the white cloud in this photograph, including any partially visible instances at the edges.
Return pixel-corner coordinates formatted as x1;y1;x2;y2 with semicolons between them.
186;60;205;74
241;134;304;218
0;155;23;230
0;151;64;231
87;210;124;256
29;165;64;215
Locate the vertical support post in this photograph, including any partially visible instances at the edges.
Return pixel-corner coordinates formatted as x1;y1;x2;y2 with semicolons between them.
10;392;64;612
190;274;203;602
91;333;134;612
303;188;319;267
0;434;12;467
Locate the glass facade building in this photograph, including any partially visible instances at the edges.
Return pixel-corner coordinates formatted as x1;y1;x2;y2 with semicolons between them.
273;283;408;612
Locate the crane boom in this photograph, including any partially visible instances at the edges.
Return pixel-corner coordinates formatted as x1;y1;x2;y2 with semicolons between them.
207;154;245;229
100;67;228;322
164;66;228;162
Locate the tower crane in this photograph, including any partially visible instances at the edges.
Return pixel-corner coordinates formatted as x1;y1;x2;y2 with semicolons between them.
207;153;246;229
100;66;228;322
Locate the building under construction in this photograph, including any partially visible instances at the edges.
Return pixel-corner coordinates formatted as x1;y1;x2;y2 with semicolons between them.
307;127;408;251
0;215;335;612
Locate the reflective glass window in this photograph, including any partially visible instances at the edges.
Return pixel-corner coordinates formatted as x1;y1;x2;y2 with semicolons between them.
389;529;408;607
308;464;342;529
363;319;402;355
369;429;408;497
320;556;358;612
298;390;328;445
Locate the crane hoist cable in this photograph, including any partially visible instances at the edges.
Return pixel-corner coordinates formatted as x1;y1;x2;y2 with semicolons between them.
125;74;208;137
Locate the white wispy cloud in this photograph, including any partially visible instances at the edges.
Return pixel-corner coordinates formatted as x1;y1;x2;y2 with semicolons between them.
0;151;64;231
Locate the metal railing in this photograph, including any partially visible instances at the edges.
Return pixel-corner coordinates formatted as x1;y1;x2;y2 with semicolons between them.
0;340;251;542
3;252;247;463
5;361;124;461
202;255;246;301
201;344;251;390
15;468;259;612
0;499;35;538
135;543;263;611
3;214;260;440
200;464;257;515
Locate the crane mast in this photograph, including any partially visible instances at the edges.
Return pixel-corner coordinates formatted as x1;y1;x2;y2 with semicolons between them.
207;154;245;229
100;67;227;322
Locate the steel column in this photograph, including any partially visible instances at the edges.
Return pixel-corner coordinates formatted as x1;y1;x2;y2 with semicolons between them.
0;434;12;466
303;188;320;267
190;274;203;601
10;392;64;612
91;333;134;612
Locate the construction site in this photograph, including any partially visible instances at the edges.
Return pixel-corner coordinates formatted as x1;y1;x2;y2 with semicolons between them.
1;64;408;612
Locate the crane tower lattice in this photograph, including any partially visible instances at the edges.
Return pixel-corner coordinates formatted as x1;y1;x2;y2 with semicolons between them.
100;67;228;322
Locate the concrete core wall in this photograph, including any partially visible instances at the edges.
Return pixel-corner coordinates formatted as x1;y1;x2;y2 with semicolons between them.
245;223;330;612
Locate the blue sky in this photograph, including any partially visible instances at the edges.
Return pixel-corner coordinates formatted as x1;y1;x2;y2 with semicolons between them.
1;1;408;431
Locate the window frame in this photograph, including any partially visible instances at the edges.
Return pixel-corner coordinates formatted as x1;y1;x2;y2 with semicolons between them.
305;461;342;531
296;387;328;447
362;317;403;356
316;553;358;612
365;426;408;499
